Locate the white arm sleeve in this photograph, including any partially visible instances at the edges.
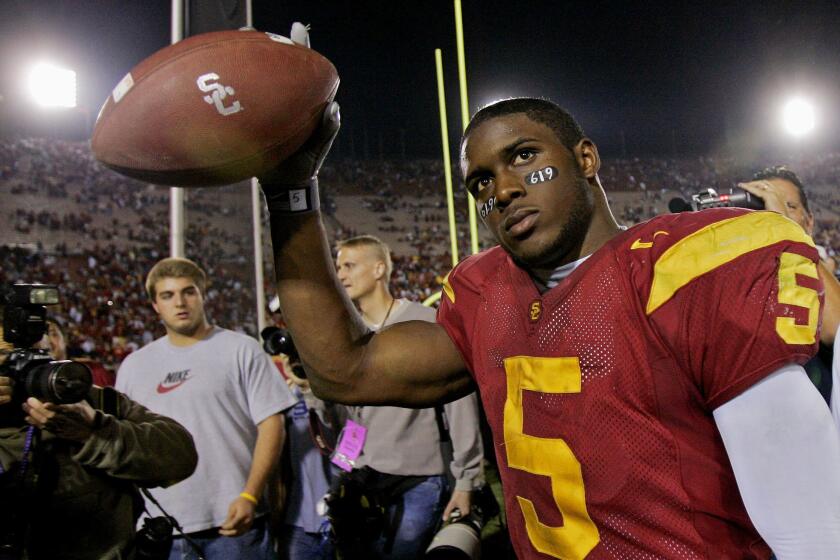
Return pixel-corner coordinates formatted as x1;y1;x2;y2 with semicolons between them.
713;363;840;559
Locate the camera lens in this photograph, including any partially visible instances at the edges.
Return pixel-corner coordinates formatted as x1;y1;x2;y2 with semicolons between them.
425;517;481;560
260;326;299;360
23;360;92;404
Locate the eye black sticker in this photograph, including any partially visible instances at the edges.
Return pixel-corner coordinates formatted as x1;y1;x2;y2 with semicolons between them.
525;166;558;185
480;196;497;219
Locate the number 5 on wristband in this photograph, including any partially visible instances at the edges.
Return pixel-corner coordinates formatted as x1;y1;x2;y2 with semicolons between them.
503;356;600;559
261;180;319;215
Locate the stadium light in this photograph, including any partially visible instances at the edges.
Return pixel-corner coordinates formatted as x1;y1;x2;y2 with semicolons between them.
27;63;77;108
781;97;816;138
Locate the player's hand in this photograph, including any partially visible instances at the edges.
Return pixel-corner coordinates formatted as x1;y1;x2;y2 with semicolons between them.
219;496;256;537
258;21;340;192
256;21;340;214
22;397;97;443
737;180;790;217
258;101;340;189
442;489;473;521
0;377;12;406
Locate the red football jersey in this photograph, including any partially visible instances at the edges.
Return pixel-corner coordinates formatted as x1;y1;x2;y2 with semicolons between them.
437;209;822;560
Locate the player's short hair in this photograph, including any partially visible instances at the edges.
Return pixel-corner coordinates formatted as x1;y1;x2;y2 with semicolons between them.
336;235;393;279
752;165;812;216
461;97;585;157
145;257;207;300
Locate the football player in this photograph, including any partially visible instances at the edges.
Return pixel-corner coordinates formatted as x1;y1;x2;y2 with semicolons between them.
259;97;840;559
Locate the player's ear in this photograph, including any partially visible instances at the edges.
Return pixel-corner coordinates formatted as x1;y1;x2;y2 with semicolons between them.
574;138;600;179
374;261;386;280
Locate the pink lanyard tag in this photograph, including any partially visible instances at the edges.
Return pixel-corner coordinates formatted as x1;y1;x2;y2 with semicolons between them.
331;419;367;472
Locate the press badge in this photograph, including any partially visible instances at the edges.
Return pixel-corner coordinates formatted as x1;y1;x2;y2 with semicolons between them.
331;419;367;472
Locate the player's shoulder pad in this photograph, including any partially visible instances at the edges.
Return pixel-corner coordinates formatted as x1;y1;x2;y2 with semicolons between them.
618;208;816;315
441;246;507;305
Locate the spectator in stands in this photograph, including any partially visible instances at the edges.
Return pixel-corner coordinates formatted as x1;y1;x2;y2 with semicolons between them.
116;257;296;560
4;136;840;354
313;235;483;559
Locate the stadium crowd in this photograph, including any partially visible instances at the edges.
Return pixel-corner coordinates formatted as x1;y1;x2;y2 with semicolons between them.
2;136;839;374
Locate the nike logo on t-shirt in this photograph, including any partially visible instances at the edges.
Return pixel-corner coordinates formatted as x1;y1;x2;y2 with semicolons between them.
156;369;192;394
157;380;188;393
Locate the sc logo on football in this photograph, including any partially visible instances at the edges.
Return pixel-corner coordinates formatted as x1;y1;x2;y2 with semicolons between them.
197;73;243;116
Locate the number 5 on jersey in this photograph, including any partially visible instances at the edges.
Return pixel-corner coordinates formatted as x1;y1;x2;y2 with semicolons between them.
504;356;600;559
776;251;820;344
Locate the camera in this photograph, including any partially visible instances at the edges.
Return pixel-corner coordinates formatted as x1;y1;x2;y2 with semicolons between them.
1;284;92;416
260;326;306;378
134;516;174;560
668;187;766;213
425;485;500;560
323;468;389;559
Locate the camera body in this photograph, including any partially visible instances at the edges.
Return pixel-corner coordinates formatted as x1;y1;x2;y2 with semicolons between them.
134;516;174;560
323;468;389;557
1;284;92;418
669;187;766;213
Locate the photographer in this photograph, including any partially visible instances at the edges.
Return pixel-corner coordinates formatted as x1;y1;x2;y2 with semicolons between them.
738;166;840;347
0;302;198;560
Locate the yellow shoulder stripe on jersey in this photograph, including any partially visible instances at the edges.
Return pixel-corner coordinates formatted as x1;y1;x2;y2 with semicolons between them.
646;212;815;315
442;271;455;303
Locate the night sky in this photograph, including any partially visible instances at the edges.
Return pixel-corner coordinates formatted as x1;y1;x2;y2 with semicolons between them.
2;0;840;158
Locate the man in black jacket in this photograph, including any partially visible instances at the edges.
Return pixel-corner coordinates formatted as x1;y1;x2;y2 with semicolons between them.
0;320;198;560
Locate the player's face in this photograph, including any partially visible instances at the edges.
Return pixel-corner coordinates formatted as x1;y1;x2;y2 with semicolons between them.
152;277;208;337
766;178;814;235
462;114;595;269
336;246;382;301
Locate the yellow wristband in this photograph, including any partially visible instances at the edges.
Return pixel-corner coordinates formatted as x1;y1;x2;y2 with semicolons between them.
239;492;258;505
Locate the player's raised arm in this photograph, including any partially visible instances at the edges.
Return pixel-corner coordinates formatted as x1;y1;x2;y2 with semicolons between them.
259;104;472;408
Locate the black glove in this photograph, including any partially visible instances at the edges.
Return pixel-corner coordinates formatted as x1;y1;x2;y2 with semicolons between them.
258;22;340;215
258;101;340;215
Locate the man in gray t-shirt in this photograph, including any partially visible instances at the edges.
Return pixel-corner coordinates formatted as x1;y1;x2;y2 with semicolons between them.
116;257;296;560
318;235;484;560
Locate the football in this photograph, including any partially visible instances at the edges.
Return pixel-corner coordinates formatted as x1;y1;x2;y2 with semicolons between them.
91;29;339;187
